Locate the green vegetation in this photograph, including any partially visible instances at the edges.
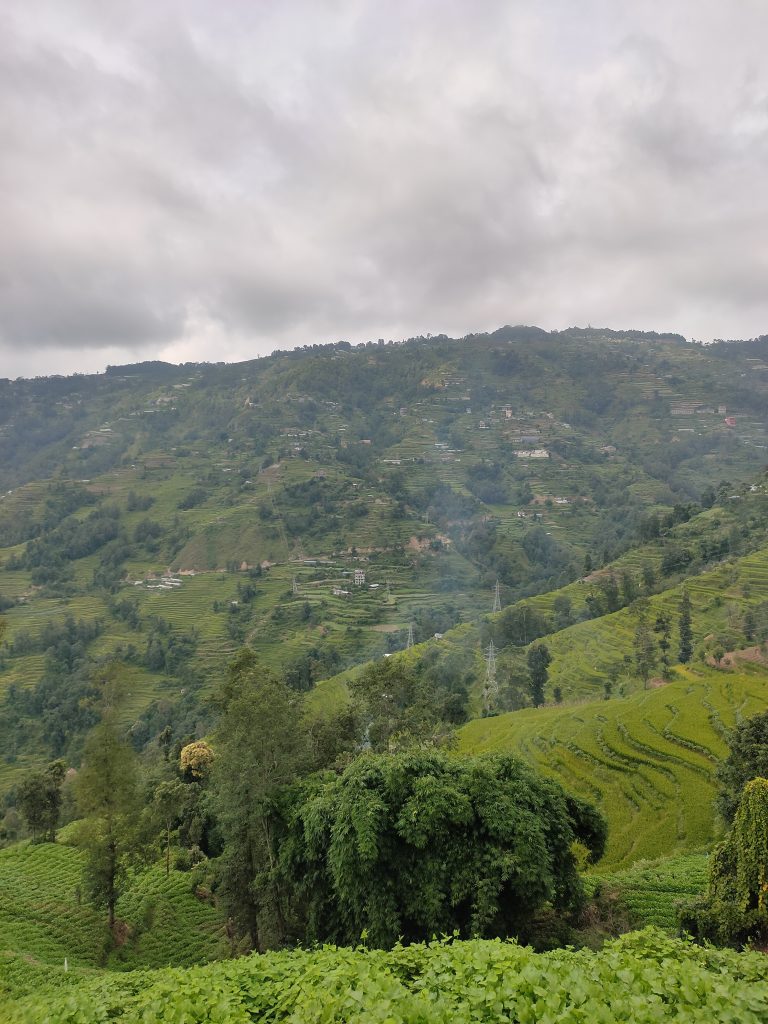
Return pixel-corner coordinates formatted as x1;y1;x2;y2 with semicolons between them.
0;842;226;977
2;329;768;791
277;750;605;948
2;331;768;1015
5;929;768;1024
459;664;768;868
584;853;709;931
686;776;768;947
73;671;143;931
716;710;768;823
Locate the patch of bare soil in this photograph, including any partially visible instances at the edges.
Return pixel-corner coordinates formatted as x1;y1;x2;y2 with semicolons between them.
708;646;768;668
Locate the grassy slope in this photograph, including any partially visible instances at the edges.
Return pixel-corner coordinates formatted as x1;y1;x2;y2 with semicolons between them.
0;842;227;976
459;663;767;868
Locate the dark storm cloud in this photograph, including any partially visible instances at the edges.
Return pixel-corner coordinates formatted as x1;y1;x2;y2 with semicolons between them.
1;0;768;376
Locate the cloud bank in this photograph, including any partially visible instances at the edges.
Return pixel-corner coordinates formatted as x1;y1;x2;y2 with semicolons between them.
1;0;768;376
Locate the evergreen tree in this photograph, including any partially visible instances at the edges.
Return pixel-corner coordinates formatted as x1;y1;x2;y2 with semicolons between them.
678;590;694;663
654;613;672;679
633;613;657;689
74;669;141;934
527;644;551;707
619;570;638;607
211;648;309;949
151;779;188;877
641;562;656;595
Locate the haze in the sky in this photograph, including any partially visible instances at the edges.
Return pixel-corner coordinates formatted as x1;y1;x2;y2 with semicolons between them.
1;0;767;378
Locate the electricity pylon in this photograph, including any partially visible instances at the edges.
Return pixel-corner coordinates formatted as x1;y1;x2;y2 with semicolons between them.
482;640;498;715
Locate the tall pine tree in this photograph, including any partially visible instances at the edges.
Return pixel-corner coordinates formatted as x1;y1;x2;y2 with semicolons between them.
678;590;694;663
74;668;141;934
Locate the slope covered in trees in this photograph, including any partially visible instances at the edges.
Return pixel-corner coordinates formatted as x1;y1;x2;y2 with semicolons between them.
2;329;768;1016
2;329;768;794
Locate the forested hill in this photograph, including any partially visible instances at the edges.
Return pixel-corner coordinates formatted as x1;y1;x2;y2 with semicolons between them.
1;326;768;791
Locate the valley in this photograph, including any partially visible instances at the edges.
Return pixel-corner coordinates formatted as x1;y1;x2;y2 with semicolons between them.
2;328;768;1020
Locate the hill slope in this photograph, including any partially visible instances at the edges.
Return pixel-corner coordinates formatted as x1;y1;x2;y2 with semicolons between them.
0;842;227;974
459;663;766;868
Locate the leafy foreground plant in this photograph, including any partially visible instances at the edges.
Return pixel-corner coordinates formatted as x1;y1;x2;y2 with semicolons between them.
685;777;768;947
4;929;768;1024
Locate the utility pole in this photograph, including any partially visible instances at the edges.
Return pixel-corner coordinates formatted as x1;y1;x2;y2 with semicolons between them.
492;579;501;613
482;640;498;716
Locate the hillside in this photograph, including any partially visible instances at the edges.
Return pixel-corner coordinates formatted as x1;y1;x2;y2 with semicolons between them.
0;839;228;991
0;842;227;976
2;329;768;791
459;663;766;868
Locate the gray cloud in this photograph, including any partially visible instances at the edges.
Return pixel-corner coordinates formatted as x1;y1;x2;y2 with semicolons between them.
1;0;768;377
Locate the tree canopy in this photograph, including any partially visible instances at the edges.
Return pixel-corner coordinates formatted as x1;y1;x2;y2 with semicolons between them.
279;749;606;948
717;710;768;823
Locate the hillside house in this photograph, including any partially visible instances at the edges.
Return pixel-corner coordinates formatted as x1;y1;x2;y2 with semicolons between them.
514;449;550;459
354;569;366;585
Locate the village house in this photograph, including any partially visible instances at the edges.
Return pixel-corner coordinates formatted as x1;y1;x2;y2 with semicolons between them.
514;449;550;459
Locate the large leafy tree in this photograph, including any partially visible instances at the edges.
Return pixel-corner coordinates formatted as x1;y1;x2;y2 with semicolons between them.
211;648;309;949
279;750;606;948
717;711;768;823
348;657;451;752
690;778;768;946
16;759;66;842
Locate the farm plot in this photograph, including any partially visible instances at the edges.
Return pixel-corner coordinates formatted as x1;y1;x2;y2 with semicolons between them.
459;665;766;869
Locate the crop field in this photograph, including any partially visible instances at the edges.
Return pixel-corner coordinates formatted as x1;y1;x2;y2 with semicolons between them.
459;664;767;868
0;843;226;975
0;843;106;967
5;928;768;1024
585;854;709;931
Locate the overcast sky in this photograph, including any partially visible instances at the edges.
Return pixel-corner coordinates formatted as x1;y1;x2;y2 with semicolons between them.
1;1;767;378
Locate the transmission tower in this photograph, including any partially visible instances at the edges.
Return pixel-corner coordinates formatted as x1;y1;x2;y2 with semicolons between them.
482;640;499;716
406;622;415;649
386;580;392;601
292;576;299;595
492;579;501;613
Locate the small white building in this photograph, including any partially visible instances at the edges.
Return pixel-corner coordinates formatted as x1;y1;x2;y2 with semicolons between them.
514;449;550;459
354;569;366;586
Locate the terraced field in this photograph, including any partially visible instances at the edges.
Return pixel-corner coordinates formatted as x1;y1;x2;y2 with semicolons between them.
0;843;227;972
585;853;709;931
459;664;767;868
